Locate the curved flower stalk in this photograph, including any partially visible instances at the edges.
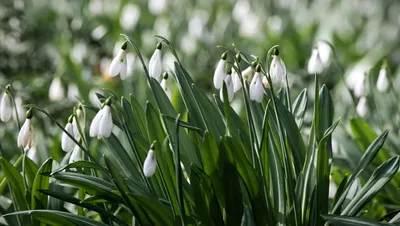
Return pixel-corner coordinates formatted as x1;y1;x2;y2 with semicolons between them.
17;108;34;151
49;77;65;101
232;53;242;93
356;96;368;117
376;62;389;93
354;72;367;98
307;47;324;74
250;65;264;103
149;42;163;82
269;48;286;85
143;146;157;177
219;70;234;102
109;41;128;80
213;52;227;89
160;72;172;100
62;115;76;152
0;88;12;122
89;98;113;139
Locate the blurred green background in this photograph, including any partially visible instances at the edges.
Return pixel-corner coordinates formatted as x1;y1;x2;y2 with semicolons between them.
1;0;400;213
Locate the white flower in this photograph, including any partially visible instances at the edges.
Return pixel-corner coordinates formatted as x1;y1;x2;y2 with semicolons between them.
356;96;368;117
27;146;39;164
13;97;25;122
109;42;128;80
354;73;366;98
160;73;172;100
242;66;254;81
143;148;157;177
62;117;75;152
307;48;324;74
250;71;264;103
219;74;234;102
329;175;337;199
0;92;12;122
18;112;33;151
213;52;227;89
269;51;286;85
49;77;65;101
376;68;389;93
69;145;83;164
99;105;113;139
89;108;103;138
149;43;163;82
317;41;332;66
262;76;270;88
232;66;242;93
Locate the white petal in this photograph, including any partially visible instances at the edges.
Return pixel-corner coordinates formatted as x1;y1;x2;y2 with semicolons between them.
89;109;103;137
356;97;368;117
269;56;286;85
120;56;128;80
317;41;332;65
18;119;32;149
99;106;113;138
149;49;162;81
219;74;234;102
232;68;242;92
242;66;254;81
161;78;172;100
69;146;83;164
143;149;157;177
249;72;264;102
49;77;65;101
109;50;125;77
376;68;389;92
213;59;226;89
0;93;12;122
62;123;75;152
354;75;366;97
307;49;324;74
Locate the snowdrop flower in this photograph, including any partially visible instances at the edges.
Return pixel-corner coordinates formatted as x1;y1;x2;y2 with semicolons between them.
354;73;367;98
0;86;12;122
242;64;255;81
232;54;243;92
329;175;337;199
90;99;113;139
143;145;157;177
149;43;163;82
307;47;324;74
250;65;264;103
109;41;128;80
356;96;368;117
317;41;332;66
219;69;234;102
49;77;65;101
376;63;389;93
18;108;34;151
62;116;76;152
27;146;39;164
269;48;286;85
262;76;270;88
72;106;84;138
160;72;172;100
13;96;25;122
213;52;227;89
69;143;83;164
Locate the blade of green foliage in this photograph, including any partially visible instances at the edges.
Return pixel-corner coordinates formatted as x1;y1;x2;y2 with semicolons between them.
52;161;100;175
24;157;38;191
292;89;308;129
31;158;52;210
322;214;394;226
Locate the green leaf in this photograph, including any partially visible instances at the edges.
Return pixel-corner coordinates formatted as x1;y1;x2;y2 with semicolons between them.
24;156;39;190
31;158;52;210
322;214;393;226
341;156;400;216
291;89;308;128
52;161;100;175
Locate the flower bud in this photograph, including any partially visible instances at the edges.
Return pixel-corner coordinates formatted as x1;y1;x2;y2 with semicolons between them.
143;148;157;177
0;92;12;122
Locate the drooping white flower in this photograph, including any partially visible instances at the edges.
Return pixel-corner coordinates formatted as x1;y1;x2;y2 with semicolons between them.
213;52;227;89
219;73;234;102
307;48;324;74
269;49;286;85
250;66;264;103
49;77;65;101
143;148;157;177
13;96;25;122
98;104;113;139
354;73;367;98
262;76;270;88
109;42;128;80
18;109;33;151
89;108;103;139
317;41;332;66
149;43;163;82
356;96;368;117
328;175;337;199
69;144;83;164
62;116;75;152
242;66;254;81
27;146;39;164
376;68;389;93
232;65;242;93
160;72;172;100
0;92;12;122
